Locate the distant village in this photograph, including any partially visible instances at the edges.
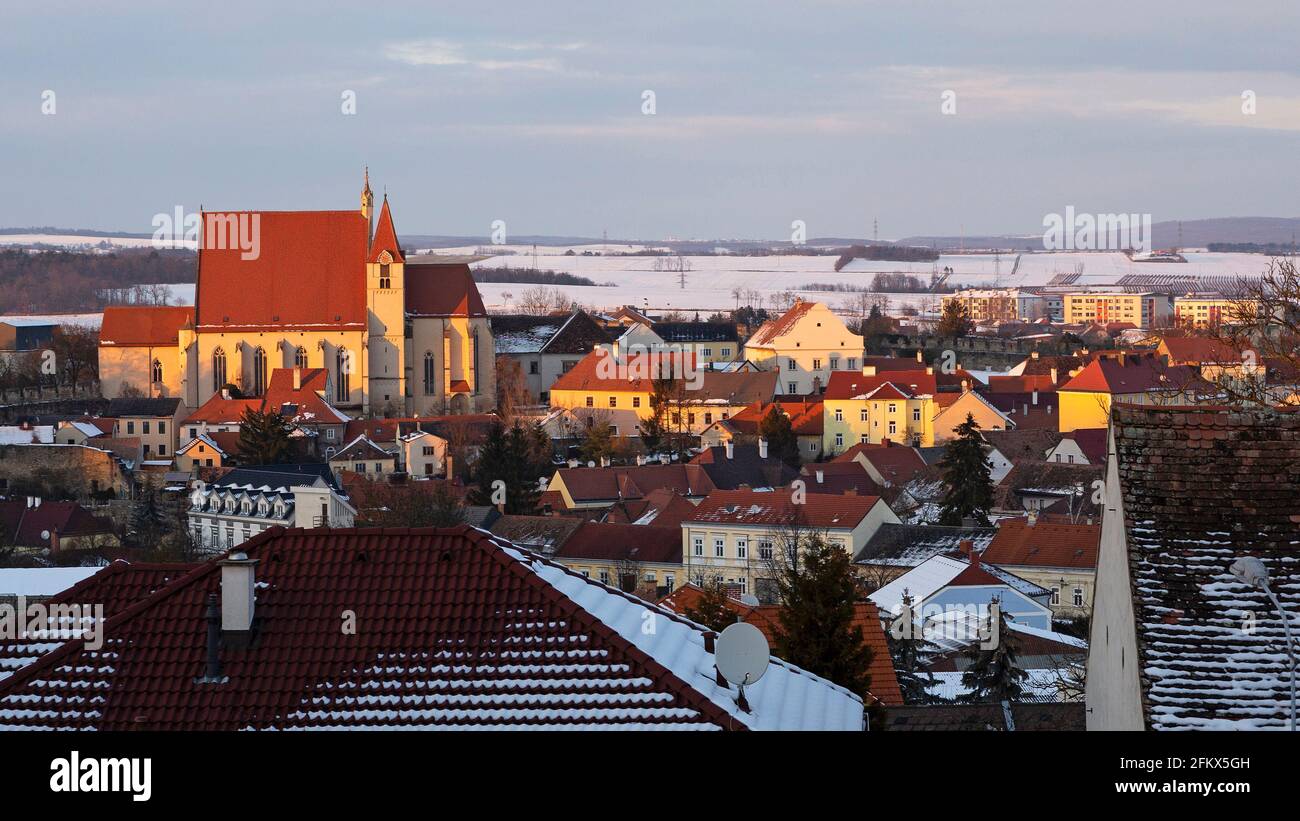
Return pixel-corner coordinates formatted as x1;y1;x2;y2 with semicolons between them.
0;178;1296;732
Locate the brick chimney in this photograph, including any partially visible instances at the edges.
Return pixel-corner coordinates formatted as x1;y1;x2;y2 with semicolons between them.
959;538;976;565
293;367;302;390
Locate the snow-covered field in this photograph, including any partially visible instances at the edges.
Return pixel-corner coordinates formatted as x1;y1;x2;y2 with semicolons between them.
113;248;1281;319
0;312;102;329
0;234;161;250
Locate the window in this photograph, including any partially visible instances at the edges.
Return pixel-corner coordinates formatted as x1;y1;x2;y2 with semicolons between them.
888;403;897;414
847;357;856;370
529;361;539;375
693;537;703;556
758;540;773;560
599;570;610;585
336;348;351;402
786;358;796;370
158;421;165;434
562;360;577;373
687;413;696;426
720;348;731;357
213;348;227;392
151;359;163;385
702;347;712;357
142;421;150;435
736;538;747;559
713;537;725;558
704;413;712;424
252;346;268;396
1073;587;1084;607
585;396;594;407
912;407;921;422
417;350;433;396
788;382;797;394
295;346;308;368
1050;586;1061;605
609;396;617;408
834;408;843;422
632;396;641;408
830;357;839;370
835;433;843;447
860;434;869;444
812;358;822;370
860;409;868;422
664;574;675;593
379;263;391;289
888;421;897;435
126;421;135;435
158;444;166;456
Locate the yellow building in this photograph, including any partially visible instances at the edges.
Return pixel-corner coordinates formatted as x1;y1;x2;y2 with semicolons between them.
743;300;865;395
941;289;1047;324
932;389;1015;441
97;306;195;399
549;348;661;423
822;367;937;454
1056;354;1199;432
1062;292;1173;329
1173;293;1255;329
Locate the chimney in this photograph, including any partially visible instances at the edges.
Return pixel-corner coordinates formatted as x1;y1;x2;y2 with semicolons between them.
218;551;258;635
925;366;933;375
1031;350;1040;360
758;438;768;459
861;365;877;377
221;387;231;400
1049;367;1058;385
725;440;734;460
915;350;923;363
1031;389;1039;405
33;497;40;509
1026;510;1038;526
1023;403;1029;416
636;454;645;466
815;469;824;484
293;367;301;390
444;454;453;479
600;456;610;468
202;593;222;682
959;538;977;564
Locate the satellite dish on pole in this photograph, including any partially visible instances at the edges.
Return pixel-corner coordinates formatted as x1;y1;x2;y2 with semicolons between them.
738;593;760;607
715;621;769;688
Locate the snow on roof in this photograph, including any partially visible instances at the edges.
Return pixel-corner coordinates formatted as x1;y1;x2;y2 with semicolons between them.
870;555;970;614
0;425;55;445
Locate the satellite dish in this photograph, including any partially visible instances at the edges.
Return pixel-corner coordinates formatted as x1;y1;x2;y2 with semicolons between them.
739;593;760;607
40;530;50;540
715;621;769;687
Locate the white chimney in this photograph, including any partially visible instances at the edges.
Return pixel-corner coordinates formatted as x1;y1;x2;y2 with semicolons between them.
815;469;824;484
758;438;768;459
1026;510;1038;526
725;440;734;460
219;552;258;633
1032;389;1039;405
636;454;645;466
221;387;231;400
600;456;610;468
1050;367;1058;384
33;497;40;509
293;367;301;390
915;350;923;363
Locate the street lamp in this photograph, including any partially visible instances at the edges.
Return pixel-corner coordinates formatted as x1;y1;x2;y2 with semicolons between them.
1230;556;1297;731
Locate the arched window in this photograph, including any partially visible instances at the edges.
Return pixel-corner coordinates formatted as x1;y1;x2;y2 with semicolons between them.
423;351;435;395
336;348;351;402
252;347;268;396
151;359;163;385
379;263;391;289
294;346;308;368
213;348;227;392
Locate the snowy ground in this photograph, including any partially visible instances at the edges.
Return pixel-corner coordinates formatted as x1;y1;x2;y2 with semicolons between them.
0;312;103;329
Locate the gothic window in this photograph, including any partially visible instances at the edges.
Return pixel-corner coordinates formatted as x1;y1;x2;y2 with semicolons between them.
294;346;308;368
151;359;163;385
379;263;391;289
252;347;268;396
423;351;436;396
213;348;227;392
336;348;351;402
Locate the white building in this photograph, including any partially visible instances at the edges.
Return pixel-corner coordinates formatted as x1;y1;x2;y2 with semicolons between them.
187;463;355;553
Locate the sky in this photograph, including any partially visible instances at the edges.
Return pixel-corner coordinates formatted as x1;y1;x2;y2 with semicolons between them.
2;1;1299;241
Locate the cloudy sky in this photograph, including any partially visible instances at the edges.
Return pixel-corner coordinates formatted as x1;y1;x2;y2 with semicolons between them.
3;1;1298;240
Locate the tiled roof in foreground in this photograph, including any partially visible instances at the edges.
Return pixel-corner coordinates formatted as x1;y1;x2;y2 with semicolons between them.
1114;404;1300;730
0;527;862;731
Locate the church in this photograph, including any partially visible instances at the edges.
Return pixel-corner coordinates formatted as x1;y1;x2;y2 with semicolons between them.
99;173;495;417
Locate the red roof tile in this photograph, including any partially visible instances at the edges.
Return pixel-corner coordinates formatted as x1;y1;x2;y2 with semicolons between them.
1059;354;1199;394
184;368;349;426
555;464;716;504
0;500;115;547
0;526;862;730
404;261;487;317
824;370;936;401
686;489;883;529
196;211;368;332
554;521;682;564
745;301;817;346
551;349;697;393
98;306;194;347
980;517;1100;570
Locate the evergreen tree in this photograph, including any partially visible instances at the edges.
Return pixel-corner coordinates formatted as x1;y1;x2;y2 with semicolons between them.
684;577;737;632
237;403;293;465
579;417;616;464
937;299;974;338
887;594;945;704
757;405;800;466
938;413;994;526
960;600;1028;703
467;421;546;514
130;488;166;548
772;536;874;697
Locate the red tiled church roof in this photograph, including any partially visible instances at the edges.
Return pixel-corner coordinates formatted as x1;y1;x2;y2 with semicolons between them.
196;210;368;332
404;261;487;318
99;305;194;347
366;197;404;264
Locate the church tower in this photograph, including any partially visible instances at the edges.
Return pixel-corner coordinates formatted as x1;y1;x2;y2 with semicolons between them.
365;194;406;414
361;167;374;248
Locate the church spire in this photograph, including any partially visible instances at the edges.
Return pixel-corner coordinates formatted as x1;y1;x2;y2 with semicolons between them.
367;196;403;264
361;167;375;247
